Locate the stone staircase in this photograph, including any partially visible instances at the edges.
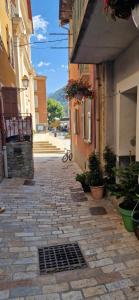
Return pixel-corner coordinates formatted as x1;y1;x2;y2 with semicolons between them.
33;141;64;154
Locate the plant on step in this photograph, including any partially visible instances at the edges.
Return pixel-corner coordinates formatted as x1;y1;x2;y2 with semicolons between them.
112;162;139;203
76;172;90;192
103;0;139;20
103;146;116;192
88;152;104;200
112;162;139;232
88;152;104;187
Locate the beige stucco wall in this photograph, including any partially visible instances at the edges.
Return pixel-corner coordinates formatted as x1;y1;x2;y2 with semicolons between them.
113;35;139;161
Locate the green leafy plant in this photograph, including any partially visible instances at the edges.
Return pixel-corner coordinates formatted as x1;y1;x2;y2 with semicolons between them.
103;146;116;190
65;79;93;100
112;163;139;206
88;152;104;187
76;172;90;192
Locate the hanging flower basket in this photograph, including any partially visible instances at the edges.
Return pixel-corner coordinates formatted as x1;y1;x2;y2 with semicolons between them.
104;0;139;20
65;79;94;103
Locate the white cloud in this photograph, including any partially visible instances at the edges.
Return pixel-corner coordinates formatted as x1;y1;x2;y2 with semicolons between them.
33;15;49;33
36;34;47;41
61;64;68;70
38;61;51;68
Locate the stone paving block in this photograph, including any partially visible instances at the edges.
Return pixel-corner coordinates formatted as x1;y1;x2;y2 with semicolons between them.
70;278;97;289
25;293;61;300
106;279;134;292
89;258;113;268
83;285;107;298
61;291;83;300
0;290;9;299
10;286;42;298
43;283;69;294
100;290;126;300
102;262;126;273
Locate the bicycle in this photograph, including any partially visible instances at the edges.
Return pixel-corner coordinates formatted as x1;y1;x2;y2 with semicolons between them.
62;148;73;162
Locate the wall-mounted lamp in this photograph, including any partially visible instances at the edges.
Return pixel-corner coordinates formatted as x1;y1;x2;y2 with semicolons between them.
17;75;29;93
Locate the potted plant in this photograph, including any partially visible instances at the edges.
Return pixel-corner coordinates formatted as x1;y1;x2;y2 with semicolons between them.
103;146;116;194
76;172;90;192
88;152;104;200
103;0;139;20
65;79;93;101
112;163;139;232
130;185;139;239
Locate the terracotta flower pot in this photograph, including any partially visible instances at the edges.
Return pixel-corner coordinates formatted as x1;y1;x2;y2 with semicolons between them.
90;186;104;200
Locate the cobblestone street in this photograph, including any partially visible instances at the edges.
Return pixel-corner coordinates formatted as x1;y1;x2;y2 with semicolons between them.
0;156;139;299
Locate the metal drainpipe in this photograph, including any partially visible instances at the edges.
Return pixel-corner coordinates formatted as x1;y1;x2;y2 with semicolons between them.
95;65;101;154
0;89;8;178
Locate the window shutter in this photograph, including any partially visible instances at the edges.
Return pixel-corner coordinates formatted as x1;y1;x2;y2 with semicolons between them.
74;109;78;135
88;98;92;143
82;98;85;139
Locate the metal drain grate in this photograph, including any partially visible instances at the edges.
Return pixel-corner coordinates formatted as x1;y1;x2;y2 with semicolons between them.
24;180;35;186
90;207;107;215
38;243;87;274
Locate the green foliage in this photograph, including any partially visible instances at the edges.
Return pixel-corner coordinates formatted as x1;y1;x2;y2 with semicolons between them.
65;79;93;100
103;146;116;189
47;98;64;124
88;152;104;187
76;172;90;192
76;172;89;185
112;162;139;201
48;87;68;116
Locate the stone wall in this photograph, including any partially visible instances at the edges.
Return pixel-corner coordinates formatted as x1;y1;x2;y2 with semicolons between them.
6;142;34;179
0;132;4;182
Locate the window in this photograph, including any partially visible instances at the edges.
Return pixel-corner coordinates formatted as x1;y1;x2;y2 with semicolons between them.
5;0;9;15
74;108;79;135
34;80;37;92
82;98;92;143
35;95;38;108
0;23;2;50
6;26;10;60
35;112;39;125
10;38;14;67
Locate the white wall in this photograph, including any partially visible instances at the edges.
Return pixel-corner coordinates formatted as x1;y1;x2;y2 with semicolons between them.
113;35;139;161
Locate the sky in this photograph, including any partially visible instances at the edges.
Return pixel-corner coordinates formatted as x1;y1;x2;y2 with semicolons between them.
31;0;68;94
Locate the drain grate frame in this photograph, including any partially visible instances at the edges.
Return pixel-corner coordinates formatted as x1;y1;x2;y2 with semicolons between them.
24;180;35;186
38;243;87;275
90;207;107;216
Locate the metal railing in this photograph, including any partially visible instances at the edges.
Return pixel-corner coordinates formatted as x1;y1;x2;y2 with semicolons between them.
0;113;33;144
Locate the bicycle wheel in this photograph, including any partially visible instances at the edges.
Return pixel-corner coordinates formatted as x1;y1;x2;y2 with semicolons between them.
69;152;73;161
62;154;68;162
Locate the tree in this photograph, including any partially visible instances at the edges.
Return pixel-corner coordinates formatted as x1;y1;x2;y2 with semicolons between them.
47;98;64;124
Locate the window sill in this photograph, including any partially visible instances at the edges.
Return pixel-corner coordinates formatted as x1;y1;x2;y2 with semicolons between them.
84;139;92;144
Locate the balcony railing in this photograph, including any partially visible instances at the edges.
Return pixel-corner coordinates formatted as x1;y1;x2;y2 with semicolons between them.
0;113;33;144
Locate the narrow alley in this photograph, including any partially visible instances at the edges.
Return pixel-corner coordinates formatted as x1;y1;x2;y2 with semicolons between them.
0;156;139;299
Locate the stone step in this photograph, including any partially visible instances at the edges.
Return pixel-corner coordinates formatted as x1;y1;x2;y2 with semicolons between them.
33;149;64;153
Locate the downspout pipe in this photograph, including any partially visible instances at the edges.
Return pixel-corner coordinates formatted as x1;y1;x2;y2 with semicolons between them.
0;88;8;178
95;64;100;154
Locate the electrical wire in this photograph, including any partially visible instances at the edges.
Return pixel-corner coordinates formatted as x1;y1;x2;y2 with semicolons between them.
14;38;68;48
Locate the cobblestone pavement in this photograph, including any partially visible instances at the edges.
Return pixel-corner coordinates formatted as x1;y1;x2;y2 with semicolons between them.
0;156;139;299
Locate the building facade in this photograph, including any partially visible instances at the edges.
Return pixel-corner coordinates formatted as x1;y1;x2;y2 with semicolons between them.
60;2;96;170
34;75;47;132
0;0;35;181
12;0;35;115
60;0;139;167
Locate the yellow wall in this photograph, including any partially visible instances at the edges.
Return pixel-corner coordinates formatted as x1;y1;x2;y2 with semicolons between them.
0;0;16;86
